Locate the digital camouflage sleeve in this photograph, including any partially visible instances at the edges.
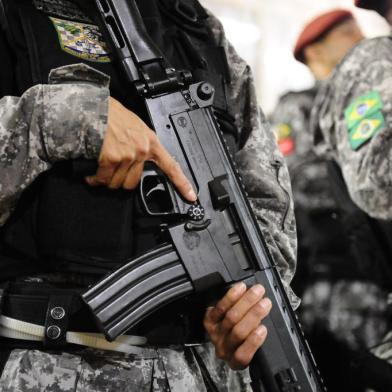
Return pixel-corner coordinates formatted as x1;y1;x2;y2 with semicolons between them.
0;63;110;226
311;37;392;221
206;14;299;306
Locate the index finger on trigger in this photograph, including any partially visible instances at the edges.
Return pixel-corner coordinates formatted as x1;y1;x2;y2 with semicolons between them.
208;282;247;324
152;143;197;202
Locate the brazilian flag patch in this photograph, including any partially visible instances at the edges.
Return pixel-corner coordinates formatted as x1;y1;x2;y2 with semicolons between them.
344;91;385;150
50;17;110;63
348;112;384;151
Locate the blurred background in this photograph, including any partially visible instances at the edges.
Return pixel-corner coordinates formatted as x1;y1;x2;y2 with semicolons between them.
199;0;389;113
193;3;392;391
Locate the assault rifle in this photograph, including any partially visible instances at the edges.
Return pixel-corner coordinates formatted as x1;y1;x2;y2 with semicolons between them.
82;1;325;391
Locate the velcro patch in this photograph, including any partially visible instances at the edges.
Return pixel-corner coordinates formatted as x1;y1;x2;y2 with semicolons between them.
345;91;383;129
274;123;295;156
345;91;385;151
50;17;110;63
348;111;384;151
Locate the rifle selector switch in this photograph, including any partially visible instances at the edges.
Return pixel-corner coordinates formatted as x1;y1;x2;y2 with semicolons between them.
197;83;214;101
188;204;205;221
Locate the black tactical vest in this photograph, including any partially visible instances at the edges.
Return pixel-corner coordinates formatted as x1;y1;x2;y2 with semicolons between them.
0;0;238;280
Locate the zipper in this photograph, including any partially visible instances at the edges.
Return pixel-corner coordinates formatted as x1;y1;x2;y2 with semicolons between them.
272;160;290;231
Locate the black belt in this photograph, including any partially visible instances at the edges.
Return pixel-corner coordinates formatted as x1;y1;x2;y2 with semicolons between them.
1;282;98;347
0;282;206;348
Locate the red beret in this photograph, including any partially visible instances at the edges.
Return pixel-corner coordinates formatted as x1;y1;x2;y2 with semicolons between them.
294;9;354;63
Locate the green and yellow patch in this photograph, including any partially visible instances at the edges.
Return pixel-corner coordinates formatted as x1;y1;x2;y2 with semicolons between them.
50;17;110;63
273;123;295;156
344;91;385;150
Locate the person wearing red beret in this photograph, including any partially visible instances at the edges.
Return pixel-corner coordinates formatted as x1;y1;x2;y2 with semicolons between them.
308;1;392;385
294;9;364;79
271;9;392;392
271;10;363;162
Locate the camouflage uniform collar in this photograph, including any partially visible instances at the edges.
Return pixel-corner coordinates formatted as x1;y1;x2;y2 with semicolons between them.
33;0;93;23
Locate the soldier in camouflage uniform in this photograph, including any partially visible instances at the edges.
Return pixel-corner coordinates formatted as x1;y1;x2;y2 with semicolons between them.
311;1;392;220
307;0;392;379
271;10;392;390
271;11;364;281
0;0;297;390
311;37;392;220
271;10;388;348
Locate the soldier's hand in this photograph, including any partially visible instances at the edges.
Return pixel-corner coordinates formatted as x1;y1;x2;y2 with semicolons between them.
203;283;272;370
86;97;197;201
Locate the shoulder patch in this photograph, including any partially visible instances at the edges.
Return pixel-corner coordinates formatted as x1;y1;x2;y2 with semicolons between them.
345;91;383;130
50;17;110;63
275;123;292;139
274;123;295;156
345;91;385;150
348;111;384;151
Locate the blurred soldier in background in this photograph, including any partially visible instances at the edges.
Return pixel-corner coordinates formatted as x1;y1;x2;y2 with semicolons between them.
272;9;392;391
308;0;392;389
271;10;364;295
